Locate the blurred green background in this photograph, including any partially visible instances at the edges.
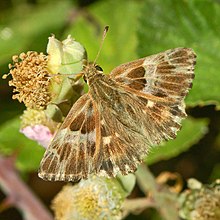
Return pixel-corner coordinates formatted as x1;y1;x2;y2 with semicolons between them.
0;0;220;219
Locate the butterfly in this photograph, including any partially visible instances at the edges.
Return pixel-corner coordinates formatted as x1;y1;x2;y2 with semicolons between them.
38;30;196;182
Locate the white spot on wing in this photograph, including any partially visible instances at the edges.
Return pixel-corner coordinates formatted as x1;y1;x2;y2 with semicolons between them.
103;136;112;145
147;100;154;107
115;132;120;137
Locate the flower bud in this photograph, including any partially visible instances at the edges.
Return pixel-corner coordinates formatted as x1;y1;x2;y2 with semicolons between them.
52;176;126;220
179;179;220;220
47;35;87;75
20;108;58;148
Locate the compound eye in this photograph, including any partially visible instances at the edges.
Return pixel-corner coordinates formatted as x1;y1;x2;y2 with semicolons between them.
95;65;103;71
83;75;87;83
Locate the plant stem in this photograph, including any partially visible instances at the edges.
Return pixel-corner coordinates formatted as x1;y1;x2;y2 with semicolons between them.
122;197;156;217
135;163;180;220
0;155;53;220
135;163;157;194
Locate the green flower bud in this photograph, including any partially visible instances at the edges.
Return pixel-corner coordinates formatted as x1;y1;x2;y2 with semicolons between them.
47;35;87;75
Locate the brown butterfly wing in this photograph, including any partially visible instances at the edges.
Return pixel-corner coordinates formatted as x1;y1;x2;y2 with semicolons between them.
110;48;195;100
96;48;196;175
38;94;103;181
98;94;153;177
109;47;196;140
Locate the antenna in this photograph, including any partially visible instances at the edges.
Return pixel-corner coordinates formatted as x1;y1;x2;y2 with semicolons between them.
93;26;109;64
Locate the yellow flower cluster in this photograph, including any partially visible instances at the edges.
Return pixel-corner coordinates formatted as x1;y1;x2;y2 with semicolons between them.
6;51;51;109
20;108;57;132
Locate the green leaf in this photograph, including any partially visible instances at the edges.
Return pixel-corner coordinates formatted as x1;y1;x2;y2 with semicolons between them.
0;1;71;66
146;117;208;165
64;0;143;72
138;0;220;108
0;117;44;172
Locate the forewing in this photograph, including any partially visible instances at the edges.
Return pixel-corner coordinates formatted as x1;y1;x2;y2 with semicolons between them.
38;94;102;181
110;47;196;102
109;48;196;136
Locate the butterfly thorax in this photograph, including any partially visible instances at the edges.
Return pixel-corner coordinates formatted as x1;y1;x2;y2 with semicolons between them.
83;62;104;85
83;62;123;108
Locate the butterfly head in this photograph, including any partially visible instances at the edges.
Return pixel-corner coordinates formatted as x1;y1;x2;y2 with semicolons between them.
83;62;103;83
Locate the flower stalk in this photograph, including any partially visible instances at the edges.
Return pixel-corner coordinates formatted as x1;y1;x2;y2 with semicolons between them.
0;155;53;220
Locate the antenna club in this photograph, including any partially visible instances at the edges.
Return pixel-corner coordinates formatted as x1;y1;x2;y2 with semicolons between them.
104;26;109;33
